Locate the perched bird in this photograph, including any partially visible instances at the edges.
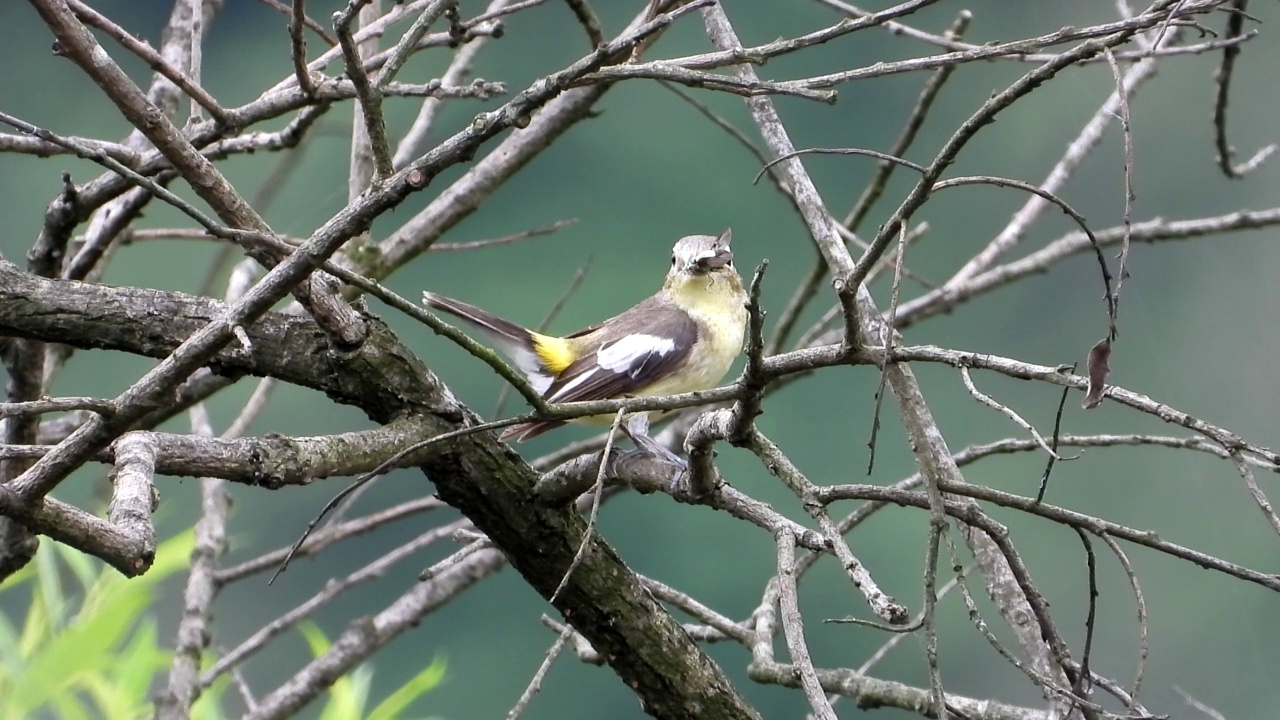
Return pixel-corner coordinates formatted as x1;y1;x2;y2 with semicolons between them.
422;229;748;452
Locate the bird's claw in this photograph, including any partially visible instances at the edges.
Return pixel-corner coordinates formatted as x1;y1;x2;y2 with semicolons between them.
619;414;688;492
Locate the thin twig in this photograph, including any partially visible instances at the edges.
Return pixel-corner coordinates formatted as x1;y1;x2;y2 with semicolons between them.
748;425;907;624
1211;0;1275;178
550;409;624;603
1173;685;1228;720
269;415;522;583
944;535;1094;710
214;497;443;584
1103;48;1135;338
727;260;770;443
561;0;604;48
336;0;395;181
0;397;116;418
206;520;470;687
506;622;573;720
374;0;456;89
156;403;227;718
921;522;948;720
776;530;837;720
1037;365;1077;503
959;367;1059;460
1071;529;1099;713
1096;533;1149;711
865;221;910;475
67;0;233;127
260;0;337;44
393;0;511;168
1230;450;1280;537
853;577;958;675
290;0;319;96
943;24;1177;286
430;219;578;251
817;479;1280;592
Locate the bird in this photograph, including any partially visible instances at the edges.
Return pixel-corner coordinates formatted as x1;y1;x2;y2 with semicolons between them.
422;229;748;458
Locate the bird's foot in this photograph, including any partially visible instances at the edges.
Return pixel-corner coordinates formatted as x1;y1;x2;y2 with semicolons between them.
621;415;688;491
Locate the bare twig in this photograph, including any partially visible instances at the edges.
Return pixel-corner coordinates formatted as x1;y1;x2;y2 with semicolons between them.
818;479;1280;593
959;367;1059;460
393;0;511;168
507;622;573;720
1173;685;1228;720
156;404;228;720
215;497;444;584
238;531;475;682
768;10;966;355
430;219;578;252
67;0;233;126
746;425;907;624
776;530;837;720
263;0;337;44
945;26;1175;286
561;0;604;48
550;409;624;602
1211;0;1275;178
374;0;456;89
0;397;115;418
921;522;948;720
290;0;319;95
1037;367;1077;503
855;33;1136;297
1231;451;1280;537
1096;533;1149;711
337;0;396;183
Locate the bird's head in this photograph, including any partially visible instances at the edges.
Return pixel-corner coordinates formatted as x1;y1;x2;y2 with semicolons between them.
664;229;740;295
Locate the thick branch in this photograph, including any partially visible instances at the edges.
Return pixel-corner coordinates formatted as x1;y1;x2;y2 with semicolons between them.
0;248;758;719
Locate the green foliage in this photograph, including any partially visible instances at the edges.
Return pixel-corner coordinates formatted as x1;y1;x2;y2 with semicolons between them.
299;621;447;720
0;532;228;720
0;538;445;720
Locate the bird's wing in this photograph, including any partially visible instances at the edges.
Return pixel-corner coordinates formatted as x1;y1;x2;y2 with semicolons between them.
542;299;698;404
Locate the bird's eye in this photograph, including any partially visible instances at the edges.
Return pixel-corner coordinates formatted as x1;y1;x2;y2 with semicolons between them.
671;256;677;266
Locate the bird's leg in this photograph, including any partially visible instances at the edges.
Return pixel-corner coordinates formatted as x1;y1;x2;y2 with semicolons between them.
620;413;688;471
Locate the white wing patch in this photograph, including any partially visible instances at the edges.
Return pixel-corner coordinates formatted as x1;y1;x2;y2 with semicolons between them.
546;334;676;402
597;334;676;375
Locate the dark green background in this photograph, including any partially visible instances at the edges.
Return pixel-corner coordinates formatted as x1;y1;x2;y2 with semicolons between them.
2;1;1279;718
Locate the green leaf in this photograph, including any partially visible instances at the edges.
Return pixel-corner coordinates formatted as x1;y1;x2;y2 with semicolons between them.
80;672;149;720
48;690;94;720
0;554;36;591
366;654;447;720
303;622;370;720
0;595;25;679
52;538;101;593
15;589;50;661
35;537;69;631
297;620;332;657
1;531;200;718
114;618;172;703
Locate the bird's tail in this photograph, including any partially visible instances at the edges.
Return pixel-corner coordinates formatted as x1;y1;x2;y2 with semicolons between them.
498;420;566;443
422;291;556;400
422;292;532;347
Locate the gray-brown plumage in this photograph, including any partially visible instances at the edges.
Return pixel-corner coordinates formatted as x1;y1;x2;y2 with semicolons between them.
423;230;747;442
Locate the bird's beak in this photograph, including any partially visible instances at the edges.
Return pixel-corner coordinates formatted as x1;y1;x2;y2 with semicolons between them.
692;247;733;272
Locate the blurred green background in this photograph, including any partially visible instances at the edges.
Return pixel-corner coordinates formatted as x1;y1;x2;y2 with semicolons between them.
2;1;1279;718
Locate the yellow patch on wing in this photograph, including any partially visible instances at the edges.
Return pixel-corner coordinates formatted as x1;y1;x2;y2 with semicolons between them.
531;333;575;374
